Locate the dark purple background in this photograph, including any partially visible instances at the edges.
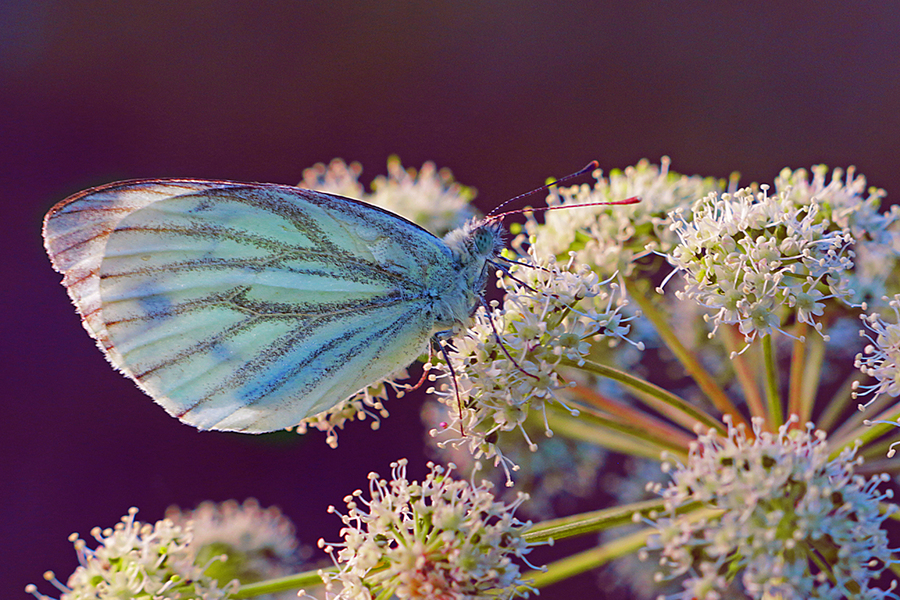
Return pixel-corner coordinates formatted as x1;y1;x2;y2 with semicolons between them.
4;2;899;596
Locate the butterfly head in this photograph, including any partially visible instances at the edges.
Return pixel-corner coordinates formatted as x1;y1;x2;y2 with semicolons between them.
443;218;505;265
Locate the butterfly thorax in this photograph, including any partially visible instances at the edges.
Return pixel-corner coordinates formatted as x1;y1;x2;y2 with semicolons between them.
429;219;505;330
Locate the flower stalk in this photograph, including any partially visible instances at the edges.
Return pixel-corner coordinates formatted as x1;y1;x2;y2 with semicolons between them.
626;279;745;425
559;356;725;434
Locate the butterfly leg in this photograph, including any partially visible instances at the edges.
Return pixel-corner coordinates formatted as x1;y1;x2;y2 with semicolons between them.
401;346;434;395
432;332;467;437
478;297;540;381
488;258;542;295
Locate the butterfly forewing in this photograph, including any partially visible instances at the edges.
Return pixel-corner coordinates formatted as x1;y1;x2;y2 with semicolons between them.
45;180;454;432
44;180;222;366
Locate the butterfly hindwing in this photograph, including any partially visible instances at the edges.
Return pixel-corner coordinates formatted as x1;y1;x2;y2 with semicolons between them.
46;180;455;432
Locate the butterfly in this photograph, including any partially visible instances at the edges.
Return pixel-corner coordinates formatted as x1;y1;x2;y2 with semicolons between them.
44;162;636;433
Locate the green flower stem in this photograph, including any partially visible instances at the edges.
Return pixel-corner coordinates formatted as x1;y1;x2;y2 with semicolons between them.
829;401;900;458
545;408;684;460
721;325;767;422
787;322;807;421
560;357;725;435
626;280;745;428
856;454;900;476
761;335;783;427
548;402;690;460
827;376;890;444
521;506;720;591
232;569;329;599
799;330;826;424
522;528;651;590
567;383;695;449
524;498;699;544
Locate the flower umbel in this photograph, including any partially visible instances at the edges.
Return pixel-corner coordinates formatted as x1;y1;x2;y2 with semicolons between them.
527;157;723;277
774;165;900;306
318;459;535;600
645;416;898;600
431;247;643;478
26;507;236;600
165;499;303;589
665;185;856;347
302;156;478;237
774;165;894;246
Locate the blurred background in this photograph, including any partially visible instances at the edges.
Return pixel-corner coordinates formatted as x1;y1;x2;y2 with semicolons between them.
3;2;899;596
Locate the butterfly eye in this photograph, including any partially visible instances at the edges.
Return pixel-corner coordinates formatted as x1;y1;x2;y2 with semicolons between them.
473;227;495;255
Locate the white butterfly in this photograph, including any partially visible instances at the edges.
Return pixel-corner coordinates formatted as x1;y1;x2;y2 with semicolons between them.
44;163;634;434
44;178;505;433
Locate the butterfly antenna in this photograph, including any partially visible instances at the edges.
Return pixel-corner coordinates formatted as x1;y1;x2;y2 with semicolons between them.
497;256;553;273
485;161;641;222
489;195;641;222
486;160;599;219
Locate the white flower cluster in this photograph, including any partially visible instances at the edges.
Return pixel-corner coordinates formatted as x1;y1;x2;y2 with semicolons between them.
318;459;535;600
26;507;235;600
294;370;406;448
432;248;643;478
774;165;900;305
165;499;302;587
644;416;898;600
300;158;366;199
855;295;900;414
526;157;723;277
301;156;478;237
666;185;856;347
